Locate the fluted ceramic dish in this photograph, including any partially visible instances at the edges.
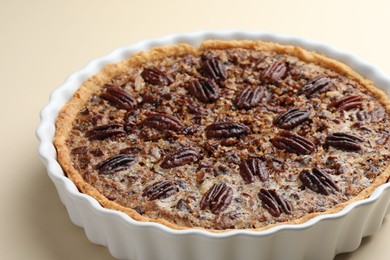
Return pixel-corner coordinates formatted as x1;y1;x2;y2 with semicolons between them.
37;30;390;260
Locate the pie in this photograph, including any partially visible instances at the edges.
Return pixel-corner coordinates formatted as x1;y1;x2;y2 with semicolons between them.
54;40;390;231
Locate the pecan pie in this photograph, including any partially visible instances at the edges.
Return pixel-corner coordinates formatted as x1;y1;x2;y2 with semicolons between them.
55;40;390;231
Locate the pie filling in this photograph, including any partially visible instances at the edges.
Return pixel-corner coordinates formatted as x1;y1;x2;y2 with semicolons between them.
58;42;390;230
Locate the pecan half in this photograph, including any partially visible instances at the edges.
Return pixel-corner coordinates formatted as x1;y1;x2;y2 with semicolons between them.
299;167;339;195
160;147;200;169
201;56;227;81
300;76;332;97
95;154;137;175
101;86;137;110
239;157;269;183
142;113;183;132
273;108;310;129
271;131;315;155
187;77;219;103
258;188;292;217
328;95;363;111
142;181;178;200
200;182;233;214
234;85;265;109
86;123;125;140
205;122;251;138
141;67;174;86
260;61;288;83
325;133;363;151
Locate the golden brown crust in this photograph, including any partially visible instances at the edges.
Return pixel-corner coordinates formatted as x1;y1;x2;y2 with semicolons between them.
55;40;390;233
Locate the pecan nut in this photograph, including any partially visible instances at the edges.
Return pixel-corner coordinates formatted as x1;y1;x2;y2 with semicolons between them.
239;157;269;183
234;86;265;109
271;131;315;155
325;132;363;151
95;154;137;175
260;61;288;83
86;123;125;140
258;188;292;217
160;147;200;169
205;122;251;138
201;56;227;81
142;113;183;132
141;67;174;86
299;167;339;195
187;77;219;103
328;95;363;111
273;108;310;129
101;86;137;110
200;182;233;214
142;181;178;200
300;76;332;97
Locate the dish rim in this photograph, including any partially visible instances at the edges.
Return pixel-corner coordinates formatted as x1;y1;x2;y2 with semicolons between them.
37;29;390;239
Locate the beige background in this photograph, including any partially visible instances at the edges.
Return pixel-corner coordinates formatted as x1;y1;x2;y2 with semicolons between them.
1;0;390;259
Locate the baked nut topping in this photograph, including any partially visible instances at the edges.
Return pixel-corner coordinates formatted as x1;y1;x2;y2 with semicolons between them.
55;40;390;231
205;122;251;139
187;77;220;103
141;112;184;132
95;154;137;175
160;147;200;169
258;188;292;217
101;86;137;110
273;108;310;129
260;61;288;83
325;132;363;151
143;180;178;200
200;182;233;214
86;123;126;140
239;157;269;183
300;76;333;97
234;85;265;110
299;167;340;195
271;131;315;155
200;56;228;82
141;67;174;86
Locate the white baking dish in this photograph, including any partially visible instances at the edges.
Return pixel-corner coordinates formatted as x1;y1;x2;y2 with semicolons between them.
36;30;390;260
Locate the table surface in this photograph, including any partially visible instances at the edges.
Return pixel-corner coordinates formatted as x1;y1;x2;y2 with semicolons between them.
1;0;390;259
